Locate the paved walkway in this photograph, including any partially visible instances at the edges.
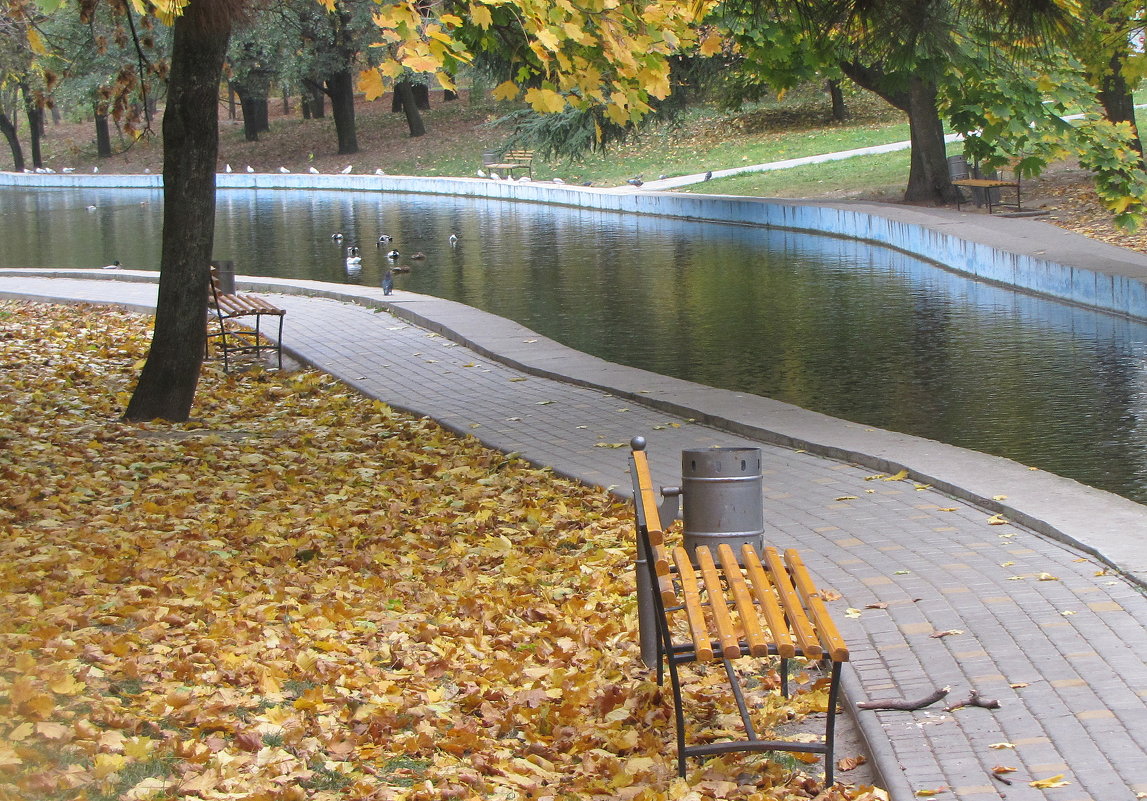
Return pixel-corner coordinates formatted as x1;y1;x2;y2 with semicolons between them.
4;270;1147;801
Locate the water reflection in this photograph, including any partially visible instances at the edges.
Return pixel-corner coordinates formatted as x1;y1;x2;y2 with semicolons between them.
6;186;1147;504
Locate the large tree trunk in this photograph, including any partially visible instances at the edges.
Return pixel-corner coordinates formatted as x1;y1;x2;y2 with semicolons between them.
326;70;358;154
0;110;24;172
124;2;232;423
841;62;958;205
1097;51;1144;161
902;78;958;203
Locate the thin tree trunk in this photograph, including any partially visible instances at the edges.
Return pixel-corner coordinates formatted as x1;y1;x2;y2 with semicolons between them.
124;2;232;423
0;110;24;172
94;105;112;157
20;82;43;169
395;81;426;138
827;79;846;122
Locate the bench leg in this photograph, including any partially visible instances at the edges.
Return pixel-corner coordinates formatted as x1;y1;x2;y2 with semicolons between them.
823;661;842;786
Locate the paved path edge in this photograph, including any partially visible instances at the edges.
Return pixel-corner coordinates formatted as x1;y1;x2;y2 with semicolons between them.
6;268;1146;593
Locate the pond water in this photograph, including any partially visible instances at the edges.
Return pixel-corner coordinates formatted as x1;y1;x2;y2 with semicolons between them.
7;185;1147;504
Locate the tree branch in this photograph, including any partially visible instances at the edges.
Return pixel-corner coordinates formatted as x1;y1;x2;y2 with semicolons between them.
857;686;950;711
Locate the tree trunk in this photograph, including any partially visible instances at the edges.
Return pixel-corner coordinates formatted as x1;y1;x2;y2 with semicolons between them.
395;81;426;138
0;110;24;172
21;82;43;169
902;78;958;203
1097;50;1144;161
281;84;290;115
124;3;231;423
827;79;846;122
94;105;112;157
231;68;271;141
326;70;358;154
841;62;958;205
302;82;325;118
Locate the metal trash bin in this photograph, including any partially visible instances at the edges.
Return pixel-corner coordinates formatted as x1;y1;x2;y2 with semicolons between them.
680;447;764;563
210;259;236;294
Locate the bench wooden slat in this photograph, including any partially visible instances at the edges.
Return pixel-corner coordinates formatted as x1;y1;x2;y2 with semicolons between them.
718;544;770;657
741;545;796;659
696;546;742;660
763;547;822;659
631;449;663;532
672;546;715;662
649;540;678;608
785;549;850;662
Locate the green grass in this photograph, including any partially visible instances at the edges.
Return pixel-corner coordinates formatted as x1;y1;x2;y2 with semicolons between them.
555;114;911;186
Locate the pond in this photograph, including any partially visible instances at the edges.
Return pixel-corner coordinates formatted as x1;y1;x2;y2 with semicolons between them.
6;185;1147;504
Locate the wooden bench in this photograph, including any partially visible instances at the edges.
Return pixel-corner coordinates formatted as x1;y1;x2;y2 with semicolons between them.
207;264;286;372
482;149;534;178
952;166;1021;214
629;437;849;784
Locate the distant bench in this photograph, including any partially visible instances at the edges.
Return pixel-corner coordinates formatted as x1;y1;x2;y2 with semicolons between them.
482;149;534;179
629;437;850;784
207;263;285;371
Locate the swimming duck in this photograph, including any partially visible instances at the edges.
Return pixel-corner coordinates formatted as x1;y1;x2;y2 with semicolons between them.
377;234;392;245
386;249;400;260
103;260;120;270
410;252;426;260
346;245;361;263
449;233;458;246
332;232;345;242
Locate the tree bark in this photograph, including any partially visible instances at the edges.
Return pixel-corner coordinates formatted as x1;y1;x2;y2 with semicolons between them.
231;68;272;141
20;82;43;170
326;69;358;154
124;3;231;423
0;110;24;172
302;83;325;118
827;79;846;122
394;81;426;138
1097;50;1144;161
841;62;958;204
94;106;112;158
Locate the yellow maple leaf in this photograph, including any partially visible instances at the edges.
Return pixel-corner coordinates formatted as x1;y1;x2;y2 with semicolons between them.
93;752;127;779
48;674;86;696
699;31;723;56
469;2;493;28
525;87;567;114
492;80;520;101
1030;774;1069;789
357;69;386;102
